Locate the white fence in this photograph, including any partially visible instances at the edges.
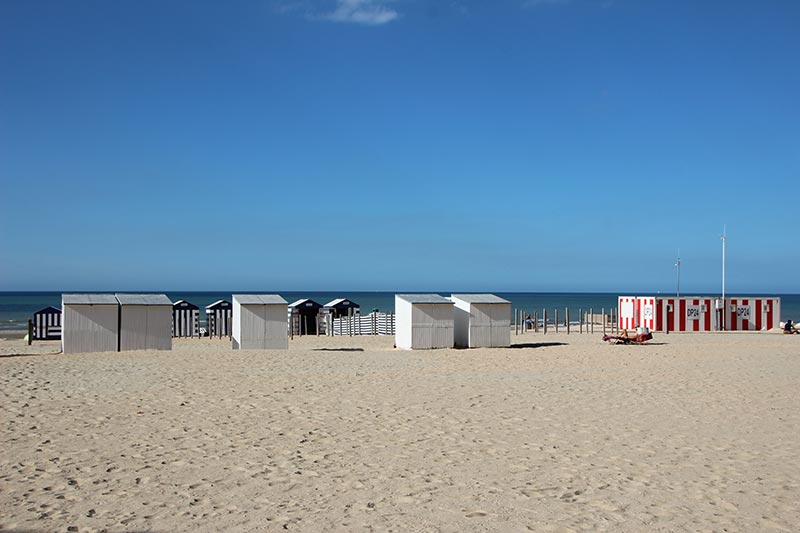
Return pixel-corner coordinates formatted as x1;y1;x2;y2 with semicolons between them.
330;312;395;336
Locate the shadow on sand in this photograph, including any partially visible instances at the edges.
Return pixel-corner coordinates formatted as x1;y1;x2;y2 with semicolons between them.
509;342;568;349
0;352;50;359
312;348;365;352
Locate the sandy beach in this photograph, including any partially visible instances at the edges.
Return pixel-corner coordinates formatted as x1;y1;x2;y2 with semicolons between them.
1;332;799;532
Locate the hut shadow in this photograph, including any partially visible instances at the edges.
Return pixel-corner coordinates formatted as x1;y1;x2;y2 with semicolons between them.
0;352;50;359
313;348;365;352
510;342;568;349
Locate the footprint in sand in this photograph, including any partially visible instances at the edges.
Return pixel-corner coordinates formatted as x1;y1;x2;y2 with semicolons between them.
465;511;488;518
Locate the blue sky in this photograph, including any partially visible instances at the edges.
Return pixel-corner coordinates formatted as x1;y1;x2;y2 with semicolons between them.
1;0;798;293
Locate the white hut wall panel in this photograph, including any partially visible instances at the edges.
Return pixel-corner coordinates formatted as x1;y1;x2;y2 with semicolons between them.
264;306;290;349
120;306;172;351
467;305;492;348
232;301;242;347
62;304;119;354
147;306;173;350
121;306;148;350
172;307;199;337
236;304;266;349
233;301;289;350
453;305;470;348
394;297;413;349
34;308;62;340
488;303;511;348
727;297;780;331
467;304;510;348
452;297;510;348
411;304;453;349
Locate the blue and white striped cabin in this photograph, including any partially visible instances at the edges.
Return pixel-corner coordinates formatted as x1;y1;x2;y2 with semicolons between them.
323;298;361;319
206;299;232;338
33;306;62;340
172;300;200;338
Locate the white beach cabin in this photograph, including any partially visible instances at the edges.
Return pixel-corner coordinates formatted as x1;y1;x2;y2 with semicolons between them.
232;294;289;350
450;294;511;348
61;294;119;354
395;294;454;350
116;294;173;351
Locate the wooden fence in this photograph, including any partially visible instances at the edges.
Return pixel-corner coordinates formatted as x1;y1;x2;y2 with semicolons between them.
329;312;395;336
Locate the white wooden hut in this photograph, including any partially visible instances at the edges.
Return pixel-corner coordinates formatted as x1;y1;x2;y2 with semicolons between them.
395;294;454;350
232;294;288;350
450;294;511;348
61;294;119;354
206;299;232;338
172;300;199;337
116;294;173;351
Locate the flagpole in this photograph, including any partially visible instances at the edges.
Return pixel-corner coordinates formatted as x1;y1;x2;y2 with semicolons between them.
721;225;726;330
675;250;681;298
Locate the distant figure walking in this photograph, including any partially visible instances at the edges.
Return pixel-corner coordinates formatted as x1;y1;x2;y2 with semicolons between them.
524;313;533;330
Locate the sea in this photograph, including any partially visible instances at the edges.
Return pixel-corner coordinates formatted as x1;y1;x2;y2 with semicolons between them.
2;291;799;331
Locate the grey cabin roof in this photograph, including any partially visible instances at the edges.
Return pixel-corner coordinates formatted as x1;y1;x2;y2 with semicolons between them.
396;294;453;305
35;306;62;314
324;298;359;308
205;299;231;309
115;294;173;306
233;294;288;305
62;294;118;305
450;294;511;305
288;298;322;308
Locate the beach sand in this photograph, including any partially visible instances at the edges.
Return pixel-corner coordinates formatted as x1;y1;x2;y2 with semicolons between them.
1;332;799;532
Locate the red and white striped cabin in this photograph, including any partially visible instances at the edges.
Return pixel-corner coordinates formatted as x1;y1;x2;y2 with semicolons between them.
618;296;657;331
659;297;715;332
619;295;781;332
725;297;780;331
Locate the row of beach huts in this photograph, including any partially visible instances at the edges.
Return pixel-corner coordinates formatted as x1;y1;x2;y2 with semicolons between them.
31;293;783;355
31;295;363;343
40;293;513;354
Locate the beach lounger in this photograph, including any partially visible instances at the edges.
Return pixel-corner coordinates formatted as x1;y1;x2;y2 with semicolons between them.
603;332;653;345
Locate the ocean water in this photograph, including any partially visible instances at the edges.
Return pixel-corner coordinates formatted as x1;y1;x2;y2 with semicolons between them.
2;291;799;331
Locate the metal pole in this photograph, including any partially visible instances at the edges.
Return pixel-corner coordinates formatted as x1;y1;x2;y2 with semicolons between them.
555;309;559;334
543;308;547;334
590;307;594;334
579;308;583;333
534;310;539;333
721;224;727;331
566;307;570;334
28;319;33;345
676;250;681;298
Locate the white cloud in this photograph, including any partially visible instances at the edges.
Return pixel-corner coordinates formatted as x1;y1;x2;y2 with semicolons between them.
323;0;399;25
